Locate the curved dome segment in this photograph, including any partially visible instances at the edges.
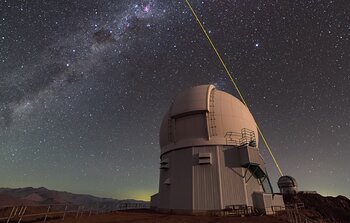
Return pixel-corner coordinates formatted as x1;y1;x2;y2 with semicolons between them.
159;84;258;155
159;109;170;149
213;91;258;144
170;85;214;118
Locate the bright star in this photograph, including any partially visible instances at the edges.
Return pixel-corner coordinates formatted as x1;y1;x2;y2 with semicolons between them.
143;4;151;13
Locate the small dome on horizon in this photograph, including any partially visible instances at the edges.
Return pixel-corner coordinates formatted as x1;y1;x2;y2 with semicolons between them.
278;175;298;194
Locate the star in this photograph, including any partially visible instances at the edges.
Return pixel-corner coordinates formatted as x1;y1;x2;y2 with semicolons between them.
143;4;151;13
0;0;348;200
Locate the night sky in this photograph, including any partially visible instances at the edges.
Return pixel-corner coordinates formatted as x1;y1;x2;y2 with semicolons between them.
0;0;349;200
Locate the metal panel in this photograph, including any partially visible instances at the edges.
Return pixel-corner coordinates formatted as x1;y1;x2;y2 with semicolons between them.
158;153;171;209
169;149;193;210
264;194;273;206
239;146;265;166
171;85;212;117
252;192;265;210
272;194;285;208
218;146;247;207
174;113;208;142
192;146;221;210
239;146;266;206
150;193;159;208
213;91;258;146
252;192;275;215
245;171;264;206
198;152;212;164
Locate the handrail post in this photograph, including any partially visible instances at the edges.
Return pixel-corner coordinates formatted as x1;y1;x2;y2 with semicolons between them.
13;206;19;219
62;205;68;220
6;206;15;223
17;206;27;223
75;206;80;218
43;205;51;223
17;206;23;218
79;206;84;218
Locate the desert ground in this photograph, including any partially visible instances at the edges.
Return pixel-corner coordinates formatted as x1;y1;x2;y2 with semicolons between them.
38;211;289;223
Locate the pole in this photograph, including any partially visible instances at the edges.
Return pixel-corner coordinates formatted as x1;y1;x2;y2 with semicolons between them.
62;205;68;220
43;205;51;223
17;206;27;223
6;206;15;223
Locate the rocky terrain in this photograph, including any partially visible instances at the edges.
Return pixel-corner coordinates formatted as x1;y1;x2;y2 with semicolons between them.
1;187;349;223
284;192;350;223
0;187;148;210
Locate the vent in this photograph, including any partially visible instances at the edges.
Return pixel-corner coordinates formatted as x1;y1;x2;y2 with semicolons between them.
160;158;169;169
163;178;171;185
198;152;212;165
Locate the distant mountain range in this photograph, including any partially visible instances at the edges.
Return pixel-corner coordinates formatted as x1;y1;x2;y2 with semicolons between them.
0;187;148;210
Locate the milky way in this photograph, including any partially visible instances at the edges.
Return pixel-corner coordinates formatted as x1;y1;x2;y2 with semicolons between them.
0;0;349;200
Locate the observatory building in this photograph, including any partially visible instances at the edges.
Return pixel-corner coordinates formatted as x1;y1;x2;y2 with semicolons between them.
150;85;284;214
278;176;298;195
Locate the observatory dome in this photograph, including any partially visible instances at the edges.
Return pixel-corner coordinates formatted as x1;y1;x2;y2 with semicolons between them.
159;84;258;155
278;176;298;194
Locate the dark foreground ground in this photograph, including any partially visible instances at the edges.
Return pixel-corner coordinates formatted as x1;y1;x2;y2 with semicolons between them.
2;191;349;223
39;211;289;223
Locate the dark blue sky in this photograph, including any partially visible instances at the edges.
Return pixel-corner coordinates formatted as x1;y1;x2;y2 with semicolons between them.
0;0;349;200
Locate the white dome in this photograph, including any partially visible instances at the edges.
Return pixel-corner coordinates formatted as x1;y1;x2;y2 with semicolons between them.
160;85;258;155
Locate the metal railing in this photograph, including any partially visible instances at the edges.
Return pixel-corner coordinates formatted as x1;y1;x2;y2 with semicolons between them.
0;204;99;223
0;202;149;223
223;205;256;216
276;203;320;223
225;128;256;147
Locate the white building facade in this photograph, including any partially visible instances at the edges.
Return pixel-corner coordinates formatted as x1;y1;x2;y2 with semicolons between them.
151;85;284;214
